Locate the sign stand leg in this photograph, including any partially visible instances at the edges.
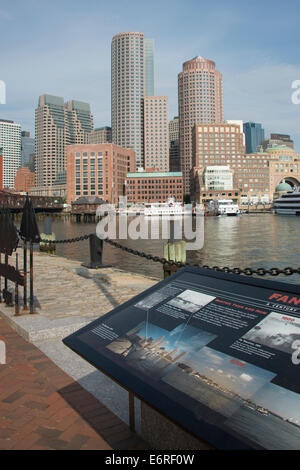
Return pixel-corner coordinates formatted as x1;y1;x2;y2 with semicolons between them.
129;391;135;433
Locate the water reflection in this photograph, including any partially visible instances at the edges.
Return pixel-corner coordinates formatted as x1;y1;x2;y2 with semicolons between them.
32;214;300;284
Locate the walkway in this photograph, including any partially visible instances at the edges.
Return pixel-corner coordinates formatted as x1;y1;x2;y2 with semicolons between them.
0;316;148;450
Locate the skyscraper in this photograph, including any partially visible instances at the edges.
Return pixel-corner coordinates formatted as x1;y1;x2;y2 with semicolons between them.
111;32;154;169
243;122;265;154
21;131;35;169
178;56;223;195
145;39;154;96
0;119;21;189
35;94;93;187
169;116;180;172
144;96;169;171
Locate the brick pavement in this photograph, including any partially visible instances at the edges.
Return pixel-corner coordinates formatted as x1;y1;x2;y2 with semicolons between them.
0;316;149;450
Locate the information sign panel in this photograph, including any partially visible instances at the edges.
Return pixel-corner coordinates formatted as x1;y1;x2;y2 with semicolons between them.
63;268;300;450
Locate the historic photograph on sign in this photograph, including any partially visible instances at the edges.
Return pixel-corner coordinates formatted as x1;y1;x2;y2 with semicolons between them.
243;312;300;354
225;382;300;450
106;321;217;380
167;289;215;313
134;285;181;311
163;346;276;418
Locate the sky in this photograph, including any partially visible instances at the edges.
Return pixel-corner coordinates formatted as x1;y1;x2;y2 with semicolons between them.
1;0;300;149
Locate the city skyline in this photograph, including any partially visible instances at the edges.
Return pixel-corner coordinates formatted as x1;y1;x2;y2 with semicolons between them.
1;0;300;150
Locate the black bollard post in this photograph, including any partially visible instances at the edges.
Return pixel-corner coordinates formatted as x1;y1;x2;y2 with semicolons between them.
82;234;111;269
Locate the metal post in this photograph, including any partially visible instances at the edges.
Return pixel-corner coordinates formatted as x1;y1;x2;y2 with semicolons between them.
129;391;135;433
23;241;28;310
29;242;35;314
82;234;111;269
15;253;19;316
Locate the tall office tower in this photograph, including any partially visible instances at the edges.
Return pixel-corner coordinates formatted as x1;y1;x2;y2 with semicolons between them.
144;96;169;171
0;119;21;188
169;116;180;172
21;131;35;168
243;122;265;154
89;127;112;144
145;39;154;96
178;56;223;195
111;32;154;168
35;94;93;187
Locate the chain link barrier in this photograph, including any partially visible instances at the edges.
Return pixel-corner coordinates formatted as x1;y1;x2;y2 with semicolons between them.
36;233;300;277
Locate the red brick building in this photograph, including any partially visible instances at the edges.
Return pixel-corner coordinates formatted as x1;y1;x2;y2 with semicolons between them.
125;170;183;203
14;166;35;193
66;143;136;204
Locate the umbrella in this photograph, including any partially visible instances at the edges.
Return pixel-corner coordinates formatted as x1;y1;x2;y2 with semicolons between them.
0;207;19;255
19;195;40;243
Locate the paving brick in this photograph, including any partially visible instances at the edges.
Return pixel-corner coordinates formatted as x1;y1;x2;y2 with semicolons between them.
0;317;148;450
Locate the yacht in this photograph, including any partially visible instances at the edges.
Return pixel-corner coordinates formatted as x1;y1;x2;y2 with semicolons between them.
273;190;300;215
216;199;239;216
144;198;192;217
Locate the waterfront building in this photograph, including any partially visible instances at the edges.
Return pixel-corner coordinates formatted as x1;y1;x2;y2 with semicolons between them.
21;131;35;169
125;170;183;203
14;167;35;193
112;32;154;169
192;141;300;204
144;96;169;171
88;127;112;144
0;119;21;189
191;123;271;204
66;143;135;204
28;184;66;199
178;56;223;195
243;122;265;154
203;166;234;190
169;117;180;172
35;94;93;188
192;122;245;168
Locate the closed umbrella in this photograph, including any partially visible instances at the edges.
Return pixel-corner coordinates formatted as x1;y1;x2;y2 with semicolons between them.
19;195;40;314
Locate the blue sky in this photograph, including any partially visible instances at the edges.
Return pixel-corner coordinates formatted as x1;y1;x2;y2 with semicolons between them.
1;0;300;149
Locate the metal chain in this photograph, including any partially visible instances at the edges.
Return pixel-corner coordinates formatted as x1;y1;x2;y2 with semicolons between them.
40;234;91;244
30;233;300;277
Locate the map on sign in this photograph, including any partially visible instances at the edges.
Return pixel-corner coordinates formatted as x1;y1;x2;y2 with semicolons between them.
63;267;300;450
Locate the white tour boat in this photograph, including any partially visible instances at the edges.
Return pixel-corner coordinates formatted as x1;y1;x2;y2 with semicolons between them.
144;198;192;217
216;199;239;216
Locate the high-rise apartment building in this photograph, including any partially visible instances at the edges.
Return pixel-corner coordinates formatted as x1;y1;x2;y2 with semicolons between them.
178;56;224;195
21;131;35;168
243;122;265;154
35;94;93;187
169;116;180;172
0;119;21;188
111;32;154;168
144;96;169;171
88;127;112;144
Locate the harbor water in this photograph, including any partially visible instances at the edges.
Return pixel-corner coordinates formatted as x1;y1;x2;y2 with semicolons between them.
32;213;300;284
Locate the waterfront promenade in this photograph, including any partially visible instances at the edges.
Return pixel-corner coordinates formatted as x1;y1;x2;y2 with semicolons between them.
0;250;157;450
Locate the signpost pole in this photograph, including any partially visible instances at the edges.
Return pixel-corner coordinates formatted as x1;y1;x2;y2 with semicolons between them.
129;391;135;433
